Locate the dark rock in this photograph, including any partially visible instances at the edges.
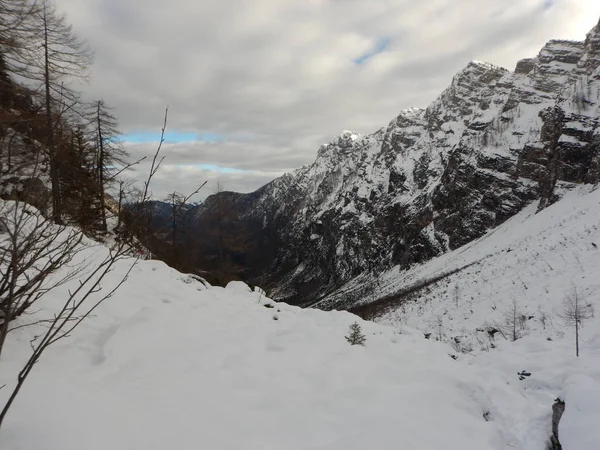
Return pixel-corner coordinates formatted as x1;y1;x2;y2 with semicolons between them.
515;58;535;74
549;398;565;450
0;177;51;215
518;370;532;381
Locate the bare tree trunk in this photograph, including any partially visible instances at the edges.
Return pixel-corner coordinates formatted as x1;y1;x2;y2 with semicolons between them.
77;129;84;167
575;319;579;357
0;361;33;428
7;132;16;172
512;305;517;342
117;180;124;229
43;8;62;224
96;101;107;232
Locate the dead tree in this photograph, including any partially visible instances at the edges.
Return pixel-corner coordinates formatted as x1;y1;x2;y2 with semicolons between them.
214;180;225;265
28;1;93;223
163;183;206;268
85;100;128;232
557;286;594;357
119;108;168;246
0;1;40;78
115;178;136;230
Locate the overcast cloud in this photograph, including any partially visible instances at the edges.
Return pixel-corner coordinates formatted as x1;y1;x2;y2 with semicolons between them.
53;0;600;199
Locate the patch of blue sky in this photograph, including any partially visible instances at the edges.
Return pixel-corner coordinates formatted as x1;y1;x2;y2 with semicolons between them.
353;37;391;65
542;0;555;10
180;163;250;174
123;131;224;144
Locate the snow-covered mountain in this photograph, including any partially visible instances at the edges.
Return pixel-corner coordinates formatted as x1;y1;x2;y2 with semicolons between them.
186;19;600;306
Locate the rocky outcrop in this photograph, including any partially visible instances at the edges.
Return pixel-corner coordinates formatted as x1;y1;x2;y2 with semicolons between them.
180;18;600;307
549;398;565;450
0;177;51;215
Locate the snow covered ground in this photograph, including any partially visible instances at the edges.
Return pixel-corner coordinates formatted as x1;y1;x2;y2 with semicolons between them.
1;186;599;449
0;261;507;450
365;185;600;450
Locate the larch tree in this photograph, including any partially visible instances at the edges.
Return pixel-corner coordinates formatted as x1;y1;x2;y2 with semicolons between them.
28;0;93;223
163;183;206;269
86;100;127;232
558;286;594;357
0;0;39;77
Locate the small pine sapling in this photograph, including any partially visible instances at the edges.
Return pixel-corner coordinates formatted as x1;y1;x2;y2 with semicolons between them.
346;322;367;346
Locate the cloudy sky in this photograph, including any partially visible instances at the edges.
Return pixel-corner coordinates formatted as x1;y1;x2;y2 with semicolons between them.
54;0;600;200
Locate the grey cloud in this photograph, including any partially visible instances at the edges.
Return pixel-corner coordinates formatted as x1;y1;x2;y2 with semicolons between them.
55;0;600;197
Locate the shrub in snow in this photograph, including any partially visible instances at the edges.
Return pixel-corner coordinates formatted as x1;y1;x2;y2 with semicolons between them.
450;336;473;354
346;322;366;346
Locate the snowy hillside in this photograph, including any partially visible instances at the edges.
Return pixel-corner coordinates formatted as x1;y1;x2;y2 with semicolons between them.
1;199;599;449
321;185;600;449
322;185;600;342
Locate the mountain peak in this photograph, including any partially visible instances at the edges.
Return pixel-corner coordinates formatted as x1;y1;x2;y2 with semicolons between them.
340;130;359;140
467;60;503;71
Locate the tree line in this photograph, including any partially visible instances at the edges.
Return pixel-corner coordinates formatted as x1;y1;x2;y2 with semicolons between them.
0;0;131;234
0;0;149;432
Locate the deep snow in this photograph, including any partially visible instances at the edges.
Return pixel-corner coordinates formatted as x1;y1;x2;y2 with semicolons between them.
0;260;505;450
330;185;600;449
0;187;599;449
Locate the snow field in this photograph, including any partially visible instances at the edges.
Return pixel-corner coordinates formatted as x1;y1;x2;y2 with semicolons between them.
1;256;511;449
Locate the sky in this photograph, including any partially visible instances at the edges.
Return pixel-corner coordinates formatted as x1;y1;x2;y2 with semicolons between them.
53;0;600;200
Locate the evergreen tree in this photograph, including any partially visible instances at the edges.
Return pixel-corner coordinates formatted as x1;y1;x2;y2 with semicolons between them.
346;322;367;346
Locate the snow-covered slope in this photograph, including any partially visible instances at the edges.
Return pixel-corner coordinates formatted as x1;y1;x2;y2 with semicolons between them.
182;19;600;306
0;250;510;450
1;192;599;449
323;185;600;336
323;185;600;449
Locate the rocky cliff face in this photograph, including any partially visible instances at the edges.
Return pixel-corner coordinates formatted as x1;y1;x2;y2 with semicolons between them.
187;19;600;306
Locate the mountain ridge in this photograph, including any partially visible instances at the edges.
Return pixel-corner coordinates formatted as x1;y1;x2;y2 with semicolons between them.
149;18;600;306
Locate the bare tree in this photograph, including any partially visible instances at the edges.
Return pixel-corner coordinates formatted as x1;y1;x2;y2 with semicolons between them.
0;196;135;429
140;108;168;204
164;183;206;248
0;1;40;78
85;100;128;232
436;314;443;341
557;286;594;357
25;0;93;223
214;180;225;265
209;180;246;284
115;178;136;230
496;298;525;342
